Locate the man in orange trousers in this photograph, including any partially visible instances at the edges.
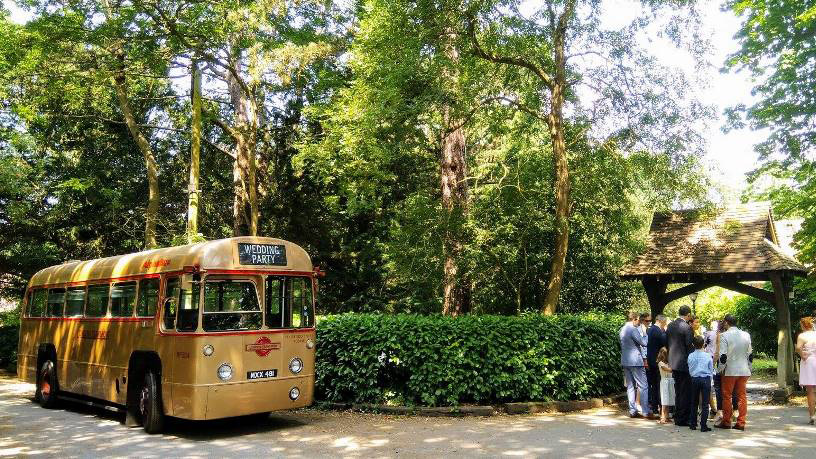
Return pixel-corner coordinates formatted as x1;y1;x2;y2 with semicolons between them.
715;314;752;430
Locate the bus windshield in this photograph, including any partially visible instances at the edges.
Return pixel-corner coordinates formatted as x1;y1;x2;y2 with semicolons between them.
202;280;262;331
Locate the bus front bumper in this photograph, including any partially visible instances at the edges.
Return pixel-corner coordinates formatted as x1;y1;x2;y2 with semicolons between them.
168;375;315;420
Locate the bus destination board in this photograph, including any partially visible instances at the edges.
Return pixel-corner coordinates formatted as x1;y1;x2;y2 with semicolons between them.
238;243;287;266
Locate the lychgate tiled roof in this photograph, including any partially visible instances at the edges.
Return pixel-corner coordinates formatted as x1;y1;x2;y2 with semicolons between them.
620;202;807;278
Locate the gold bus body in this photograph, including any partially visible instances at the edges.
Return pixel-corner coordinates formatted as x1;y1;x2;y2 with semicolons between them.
17;236;316;420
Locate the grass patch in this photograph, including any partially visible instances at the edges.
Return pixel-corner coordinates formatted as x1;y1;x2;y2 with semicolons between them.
752;357;777;378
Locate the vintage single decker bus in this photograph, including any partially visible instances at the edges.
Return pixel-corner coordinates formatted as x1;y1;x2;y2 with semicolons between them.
17;237;318;433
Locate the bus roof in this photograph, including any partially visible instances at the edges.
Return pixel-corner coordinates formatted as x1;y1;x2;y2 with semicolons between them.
28;237;313;288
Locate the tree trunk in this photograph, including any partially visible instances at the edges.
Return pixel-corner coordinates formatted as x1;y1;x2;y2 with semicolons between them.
541;9;573;315
187;60;202;242
102;0;159;250
112;55;159;250
440;29;470;317
226;52;258;237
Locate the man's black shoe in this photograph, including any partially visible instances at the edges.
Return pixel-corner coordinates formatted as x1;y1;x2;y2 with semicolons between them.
701;426;711;432
675;422;688;427
689;425;697;430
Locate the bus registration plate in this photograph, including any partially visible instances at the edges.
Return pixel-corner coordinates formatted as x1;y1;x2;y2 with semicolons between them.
247;369;278;380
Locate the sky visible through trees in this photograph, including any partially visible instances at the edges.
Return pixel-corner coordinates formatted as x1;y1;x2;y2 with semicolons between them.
2;1;767;196
0;0;812;315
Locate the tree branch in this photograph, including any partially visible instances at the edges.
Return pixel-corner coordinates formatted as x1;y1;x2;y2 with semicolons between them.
466;14;554;89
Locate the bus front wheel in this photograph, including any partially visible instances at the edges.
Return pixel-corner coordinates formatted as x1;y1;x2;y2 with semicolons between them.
36;360;59;409
139;370;165;434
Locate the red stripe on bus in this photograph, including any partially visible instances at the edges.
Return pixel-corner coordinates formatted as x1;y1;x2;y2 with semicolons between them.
22;317;154;322
157;328;316;337
205;269;315;277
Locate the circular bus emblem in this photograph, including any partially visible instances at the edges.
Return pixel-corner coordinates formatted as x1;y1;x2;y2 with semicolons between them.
246;336;279;357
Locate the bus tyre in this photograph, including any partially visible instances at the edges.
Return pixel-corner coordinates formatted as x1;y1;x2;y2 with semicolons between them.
36;360;59;409
139;370;165;434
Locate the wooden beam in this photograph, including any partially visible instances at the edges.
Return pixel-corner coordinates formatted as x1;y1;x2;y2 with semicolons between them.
642;278;668;318
662;281;719;305
715;281;775;304
770;273;795;388
622;272;774;283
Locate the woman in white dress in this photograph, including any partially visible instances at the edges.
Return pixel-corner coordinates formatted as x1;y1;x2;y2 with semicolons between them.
796;316;816;425
656;347;674;424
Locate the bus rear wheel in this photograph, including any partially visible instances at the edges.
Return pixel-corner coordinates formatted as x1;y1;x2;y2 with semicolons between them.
36;360;59;409
138;370;165;434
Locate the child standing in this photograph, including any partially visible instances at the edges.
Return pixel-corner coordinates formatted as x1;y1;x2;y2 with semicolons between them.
688;334;714;432
657;347;674;424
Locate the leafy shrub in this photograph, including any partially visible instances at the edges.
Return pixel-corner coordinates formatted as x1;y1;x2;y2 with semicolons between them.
0;326;18;370
0;304;20;370
731;279;816;357
315;313;622;406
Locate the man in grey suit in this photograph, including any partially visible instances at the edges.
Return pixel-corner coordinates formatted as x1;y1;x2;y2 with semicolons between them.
620;311;653;418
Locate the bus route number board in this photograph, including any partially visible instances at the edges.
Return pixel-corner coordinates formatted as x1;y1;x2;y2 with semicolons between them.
238;243;287;266
247;369;278;380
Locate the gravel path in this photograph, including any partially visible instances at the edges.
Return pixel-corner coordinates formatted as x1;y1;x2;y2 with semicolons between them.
1;373;815;458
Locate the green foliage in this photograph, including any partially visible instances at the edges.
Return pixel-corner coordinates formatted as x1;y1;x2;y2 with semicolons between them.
315;313;623;406
725;0;816;161
726;0;816;279
751;356;777;378
0;325;17;370
731;279;816;357
0;303;20;370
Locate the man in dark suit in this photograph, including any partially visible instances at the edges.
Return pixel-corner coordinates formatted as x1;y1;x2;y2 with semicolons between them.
666;305;694;426
646;314;667;415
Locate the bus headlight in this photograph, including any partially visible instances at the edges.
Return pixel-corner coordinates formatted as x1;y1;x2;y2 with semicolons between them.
217;363;233;381
306;339;315;349
289;386;300;400
289;357;303;374
203;344;214;356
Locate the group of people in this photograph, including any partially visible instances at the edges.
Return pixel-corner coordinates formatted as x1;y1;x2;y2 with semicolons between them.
620;306;753;432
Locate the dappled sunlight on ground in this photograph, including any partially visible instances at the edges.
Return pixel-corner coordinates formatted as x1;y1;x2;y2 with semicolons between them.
2;372;815;458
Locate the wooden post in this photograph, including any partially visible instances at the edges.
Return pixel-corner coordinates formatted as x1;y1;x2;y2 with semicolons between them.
770;273;795;388
642;277;668;318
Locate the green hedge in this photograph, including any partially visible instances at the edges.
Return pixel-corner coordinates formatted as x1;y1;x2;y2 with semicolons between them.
0;326;18;370
0;306;20;370
315;313;622;406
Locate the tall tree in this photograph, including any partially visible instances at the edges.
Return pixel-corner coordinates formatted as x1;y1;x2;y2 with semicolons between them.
725;0;816;269
139;0;335;237
466;0;711;313
302;0;494;315
187;60;202;242
440;7;471;316
101;0;162;248
3;2;173;249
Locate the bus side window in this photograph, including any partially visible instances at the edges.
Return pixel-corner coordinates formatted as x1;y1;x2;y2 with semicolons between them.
46;288;65;317
65;287;86;317
110;282;137;317
86;284;110;317
265;277;283;328
137;278;160;318
29;289;47;317
163;277;179;330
